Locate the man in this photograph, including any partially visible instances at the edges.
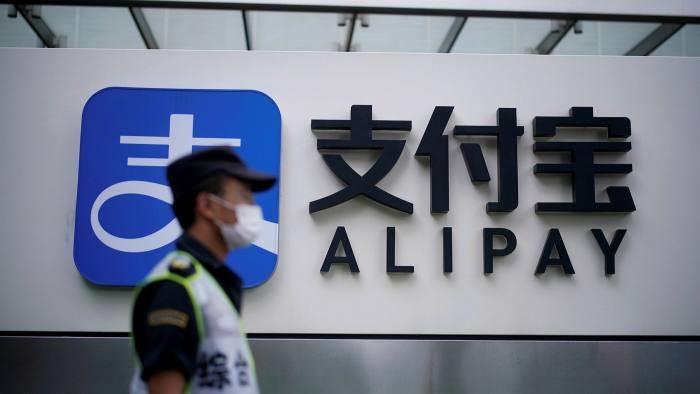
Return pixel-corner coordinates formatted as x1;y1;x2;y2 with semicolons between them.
130;147;275;394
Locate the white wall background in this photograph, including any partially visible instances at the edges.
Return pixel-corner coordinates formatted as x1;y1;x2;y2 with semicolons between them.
0;49;699;335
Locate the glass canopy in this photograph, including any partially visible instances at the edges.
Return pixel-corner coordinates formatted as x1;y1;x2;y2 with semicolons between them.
1;3;697;56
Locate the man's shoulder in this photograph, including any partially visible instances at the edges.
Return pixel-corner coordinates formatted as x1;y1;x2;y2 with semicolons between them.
133;251;200;312
135;278;194;315
142;251;198;282
138;253;195;296
167;252;197;278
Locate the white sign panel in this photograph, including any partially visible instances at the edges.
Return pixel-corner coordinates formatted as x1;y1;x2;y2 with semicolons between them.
0;48;699;335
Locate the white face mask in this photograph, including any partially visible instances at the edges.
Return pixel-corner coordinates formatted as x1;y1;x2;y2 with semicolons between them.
209;194;264;251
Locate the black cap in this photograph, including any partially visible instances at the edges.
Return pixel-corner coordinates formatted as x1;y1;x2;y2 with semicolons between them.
166;147;276;196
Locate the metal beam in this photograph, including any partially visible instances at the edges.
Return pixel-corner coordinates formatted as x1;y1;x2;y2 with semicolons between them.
535;20;576;55
14;4;58;47
625;23;684;56
129;7;159;49
242;10;251;50
13;1;700;24
344;13;357;52
438;16;466;53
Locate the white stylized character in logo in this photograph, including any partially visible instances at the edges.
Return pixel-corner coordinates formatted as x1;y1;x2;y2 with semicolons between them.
90;114;278;254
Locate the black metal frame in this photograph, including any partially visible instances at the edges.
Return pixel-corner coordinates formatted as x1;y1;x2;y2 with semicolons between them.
128;6;158;48
6;1;699;54
626;23;685;55
536;20;576;55
343;12;356;52
13;3;58;47
241;9;251;50
438;16;466;53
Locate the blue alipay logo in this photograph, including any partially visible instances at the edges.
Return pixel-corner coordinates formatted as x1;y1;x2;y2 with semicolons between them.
74;87;281;288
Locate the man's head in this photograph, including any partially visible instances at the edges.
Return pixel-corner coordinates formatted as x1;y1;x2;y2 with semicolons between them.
166;147;276;253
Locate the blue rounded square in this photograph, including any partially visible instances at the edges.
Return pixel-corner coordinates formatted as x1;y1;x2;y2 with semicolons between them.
74;87;281;288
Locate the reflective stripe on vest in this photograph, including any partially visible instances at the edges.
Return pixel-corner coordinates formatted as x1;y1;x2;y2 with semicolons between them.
130;251;260;394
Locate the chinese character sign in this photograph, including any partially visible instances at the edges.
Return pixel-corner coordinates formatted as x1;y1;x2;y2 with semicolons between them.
311;105;633;277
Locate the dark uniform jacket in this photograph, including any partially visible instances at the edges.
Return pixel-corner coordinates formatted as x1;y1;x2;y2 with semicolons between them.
132;234;243;381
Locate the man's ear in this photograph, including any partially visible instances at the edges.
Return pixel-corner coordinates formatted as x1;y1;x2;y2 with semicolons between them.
194;192;217;222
